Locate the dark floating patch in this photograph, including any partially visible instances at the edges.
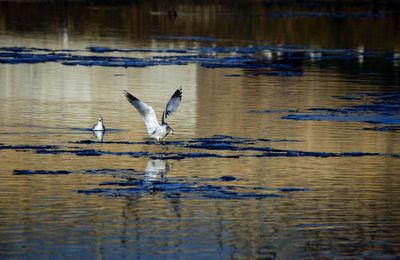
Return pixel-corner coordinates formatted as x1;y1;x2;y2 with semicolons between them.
200;191;284;200
0;144;60;150
250;71;303;77
363;126;400;132
35;148;104;156
75;149;103;156
1;132;392;160
11;164;310;200
278;187;308;192
69;128;93;132
78;173;292;200
13;170;72;175
200;57;295;70
87;46;191;54
88;46;119;53
282;93;400;125
257;150;379;158
220;176;236;181
72;140;96;144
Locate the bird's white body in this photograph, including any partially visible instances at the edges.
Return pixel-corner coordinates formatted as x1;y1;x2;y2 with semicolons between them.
124;88;182;143
149;124;169;142
92;117;105;131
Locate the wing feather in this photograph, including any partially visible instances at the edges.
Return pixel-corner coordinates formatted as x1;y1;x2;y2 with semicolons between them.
124;90;159;134
162;87;183;124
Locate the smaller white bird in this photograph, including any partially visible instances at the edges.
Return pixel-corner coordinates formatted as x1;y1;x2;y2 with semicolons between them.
124;87;182;144
92;117;105;131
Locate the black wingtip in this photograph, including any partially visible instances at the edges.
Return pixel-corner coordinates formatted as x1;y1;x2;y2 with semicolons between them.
123;90;139;103
172;87;183;100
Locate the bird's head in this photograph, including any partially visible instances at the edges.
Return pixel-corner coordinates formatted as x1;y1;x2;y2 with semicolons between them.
98;117;103;122
166;125;174;135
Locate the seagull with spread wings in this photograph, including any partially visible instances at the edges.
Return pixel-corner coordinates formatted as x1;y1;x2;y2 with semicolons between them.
123;87;183;144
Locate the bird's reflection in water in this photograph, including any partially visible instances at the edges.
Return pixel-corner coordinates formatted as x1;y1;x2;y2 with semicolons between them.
144;159;171;184
92;130;105;142
142;159;181;217
119;158;181;248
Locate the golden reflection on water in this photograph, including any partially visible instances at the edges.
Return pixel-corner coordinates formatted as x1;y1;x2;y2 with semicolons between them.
0;1;400;258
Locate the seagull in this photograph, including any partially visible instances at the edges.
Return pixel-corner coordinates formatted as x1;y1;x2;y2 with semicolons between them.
124;87;182;144
92;117;105;131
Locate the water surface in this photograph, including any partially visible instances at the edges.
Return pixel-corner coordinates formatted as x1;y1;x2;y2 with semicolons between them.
0;1;400;259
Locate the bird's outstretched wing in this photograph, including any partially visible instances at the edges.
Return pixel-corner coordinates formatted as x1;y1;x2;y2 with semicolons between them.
124;90;159;135
162;87;183;125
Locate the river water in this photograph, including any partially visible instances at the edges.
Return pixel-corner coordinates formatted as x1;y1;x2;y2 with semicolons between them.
0;1;400;259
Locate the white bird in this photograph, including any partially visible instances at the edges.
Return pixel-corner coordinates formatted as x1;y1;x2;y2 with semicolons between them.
124;87;182;144
92;117;105;131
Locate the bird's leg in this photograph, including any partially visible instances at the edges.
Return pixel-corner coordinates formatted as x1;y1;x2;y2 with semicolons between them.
162;143;169;152
156;138;167;150
161;172;167;183
159;138;167;146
